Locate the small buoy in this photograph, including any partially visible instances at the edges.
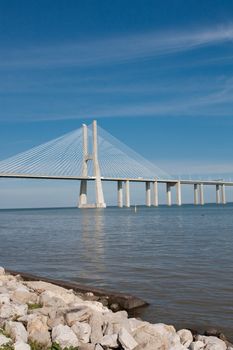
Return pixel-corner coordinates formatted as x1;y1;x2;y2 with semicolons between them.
134;205;137;213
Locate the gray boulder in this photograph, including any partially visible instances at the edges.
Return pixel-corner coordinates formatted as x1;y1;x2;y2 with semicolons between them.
5;321;28;343
89;312;104;344
196;335;227;350
71;321;91;344
52;324;79;349
65;307;91;326
189;340;205;350
27;315;51;347
100;334;118;348
0;334;12;346
0;302;28;319
118;327;138;350
177;329;193;347
14;341;31;350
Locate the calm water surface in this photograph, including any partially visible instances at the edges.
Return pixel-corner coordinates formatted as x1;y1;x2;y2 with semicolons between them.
0;205;232;338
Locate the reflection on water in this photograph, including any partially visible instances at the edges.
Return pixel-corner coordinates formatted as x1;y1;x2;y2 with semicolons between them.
0;205;233;339
80;210;106;280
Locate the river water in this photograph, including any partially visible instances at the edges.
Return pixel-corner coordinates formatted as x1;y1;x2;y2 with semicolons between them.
0;205;232;338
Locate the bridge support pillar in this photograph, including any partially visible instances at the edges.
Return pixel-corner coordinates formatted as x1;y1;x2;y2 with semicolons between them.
125;180;130;207
78;121;106;208
176;181;182;206
221;184;226;204
153;181;158;207
194;184;199;205
216;184;221;204
93;121;106;208
146;182;151;207
117;181;123;208
166;183;172;206
79;180;87;207
78;124;88;208
199;184;204;205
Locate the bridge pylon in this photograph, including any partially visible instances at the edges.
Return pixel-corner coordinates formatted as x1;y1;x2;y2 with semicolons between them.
78;120;106;208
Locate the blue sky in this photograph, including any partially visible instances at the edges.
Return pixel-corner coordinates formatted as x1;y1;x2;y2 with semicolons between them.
1;0;233;207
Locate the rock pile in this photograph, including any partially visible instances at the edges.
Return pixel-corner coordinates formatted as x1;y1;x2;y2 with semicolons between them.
0;267;231;350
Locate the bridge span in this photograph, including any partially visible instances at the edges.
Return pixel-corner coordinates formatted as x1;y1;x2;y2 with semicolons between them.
0;121;231;207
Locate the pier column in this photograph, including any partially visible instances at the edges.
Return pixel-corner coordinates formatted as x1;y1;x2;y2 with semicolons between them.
125;180;130;208
78;124;88;208
117;181;123;208
93;120;106;208
194;184;199;205
221;184;226;204
176;181;182;206
145;182;151;207
199;184;204;205
153;181;158;207
216;184;221;204
166;183;172;206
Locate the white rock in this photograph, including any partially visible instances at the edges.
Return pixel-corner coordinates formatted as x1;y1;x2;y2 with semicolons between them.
0;293;10;304
0;267;5;275
170;334;186;349
48;314;65;328
12;285;29;293
52;324;79;349
0;302;28;319
196;336;227;350
151;323;184;349
26;281;82;305
105;310;131;334
133;323;168;350
102;321;114;336
89;312;104;344
118;327;138;350
171;344;188;350
27;315;51;347
82;300;109;314
39;290;66;308
5;321;28;343
190;340;205;350
65;307;91;326
78;344;95;350
0;334;12;346
14;341;31;350
177;329;193;347
11;287;37;304
71;321;91;343
94;345;104;350
152;323;176;336
79;344;95;350
0;303;15;318
100;334;118;348
128;318;146;332
6;280;24;292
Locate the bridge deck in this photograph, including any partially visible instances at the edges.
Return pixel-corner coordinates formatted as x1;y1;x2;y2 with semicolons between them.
0;173;232;186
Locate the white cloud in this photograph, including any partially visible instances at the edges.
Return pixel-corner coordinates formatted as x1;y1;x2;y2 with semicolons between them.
156;160;233;178
1;25;233;69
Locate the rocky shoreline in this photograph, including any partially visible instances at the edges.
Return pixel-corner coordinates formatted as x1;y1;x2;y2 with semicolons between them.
0;267;232;350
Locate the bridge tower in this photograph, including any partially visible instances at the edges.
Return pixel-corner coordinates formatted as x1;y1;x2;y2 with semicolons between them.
78;120;106;208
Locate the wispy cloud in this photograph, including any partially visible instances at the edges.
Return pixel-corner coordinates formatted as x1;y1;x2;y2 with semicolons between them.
1;25;233;69
156;160;233;178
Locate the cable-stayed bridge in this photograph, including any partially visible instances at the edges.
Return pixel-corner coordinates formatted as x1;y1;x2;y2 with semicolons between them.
0;120;232;207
